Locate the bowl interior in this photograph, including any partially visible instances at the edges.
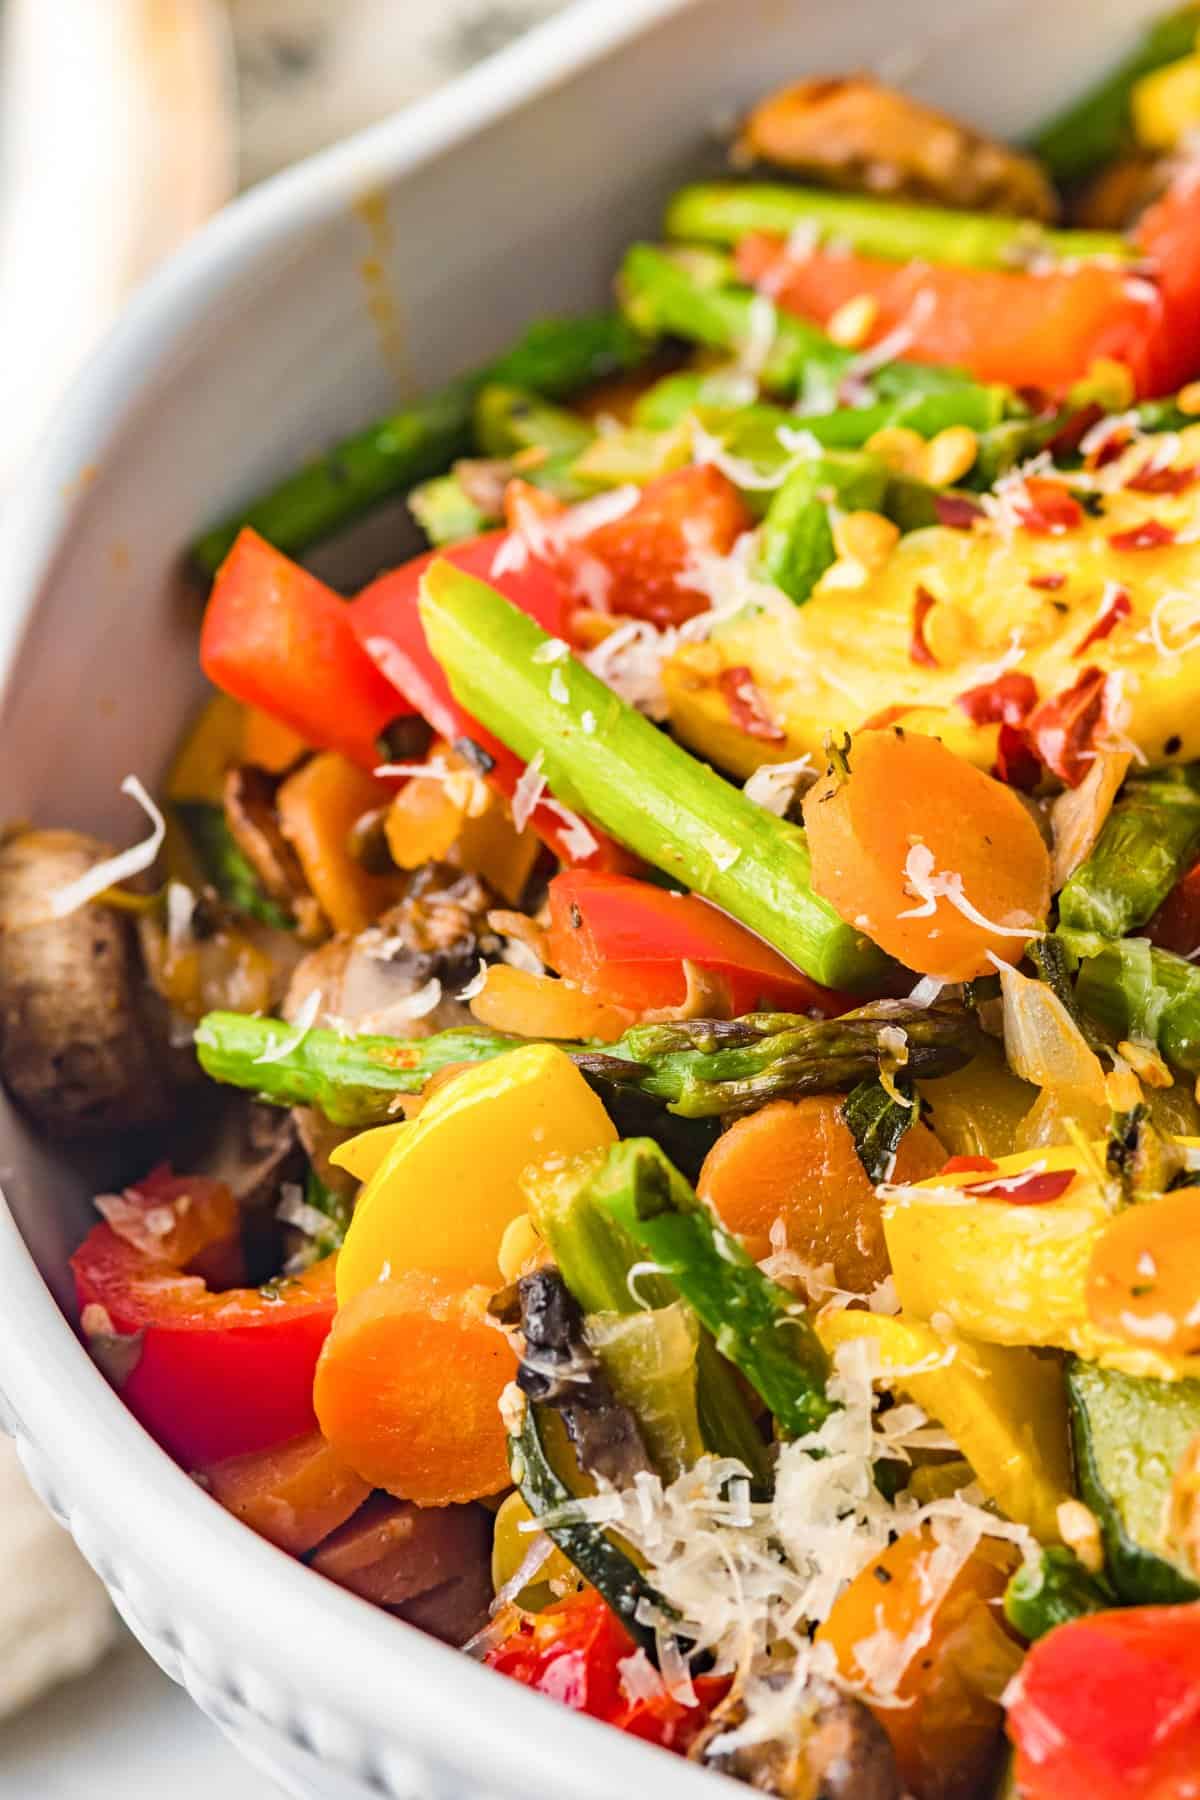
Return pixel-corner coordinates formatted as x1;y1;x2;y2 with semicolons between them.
0;0;1166;1713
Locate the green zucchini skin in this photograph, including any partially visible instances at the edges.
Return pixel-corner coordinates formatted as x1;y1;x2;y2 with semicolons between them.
1067;1359;1200;1604
507;1399;672;1660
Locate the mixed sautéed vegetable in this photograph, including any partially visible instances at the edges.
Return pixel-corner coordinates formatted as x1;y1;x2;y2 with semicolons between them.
14;15;1200;1795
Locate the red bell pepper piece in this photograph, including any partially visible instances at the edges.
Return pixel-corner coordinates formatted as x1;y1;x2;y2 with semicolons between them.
963;1167;1075;1205
200;529;407;772
1134;171;1200;396
352;534;635;873
1148;856;1200;959
71;1210;336;1469
546;869;848;1016
1026;665;1110;787
505;466;752;629
735;232;1165;396
486;1588;727;1752
1007;1603;1200;1800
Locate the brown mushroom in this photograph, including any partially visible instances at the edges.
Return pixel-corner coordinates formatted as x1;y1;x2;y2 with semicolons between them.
691;1672;902;1800
222;764;325;941
0;829;184;1133
735;76;1057;219
310;1493;493;1646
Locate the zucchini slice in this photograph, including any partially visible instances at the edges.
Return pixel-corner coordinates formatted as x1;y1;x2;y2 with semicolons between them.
1067;1358;1200;1603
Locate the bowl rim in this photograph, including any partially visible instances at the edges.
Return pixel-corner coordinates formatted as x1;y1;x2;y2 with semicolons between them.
0;2;710;1792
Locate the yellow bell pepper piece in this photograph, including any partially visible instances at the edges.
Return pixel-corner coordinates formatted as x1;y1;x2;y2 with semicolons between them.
336;1044;615;1302
918;1043;1036;1161
882;1141;1200;1381
664;426;1200;778
491;1490;573;1609
330;1123;406;1184
1132;51;1200;150
818;1310;1071;1542
166;691;247;804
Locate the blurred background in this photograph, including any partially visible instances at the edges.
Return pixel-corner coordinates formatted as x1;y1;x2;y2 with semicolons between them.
0;3;565;1791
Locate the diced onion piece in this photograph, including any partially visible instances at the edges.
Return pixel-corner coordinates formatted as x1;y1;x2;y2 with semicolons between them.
1048;748;1132;892
990;956;1107;1103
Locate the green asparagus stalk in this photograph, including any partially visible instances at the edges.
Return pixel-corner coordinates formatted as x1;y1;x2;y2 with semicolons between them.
1058;772;1200;938
757;450;887;603
173;802;294;932
1030;4;1200;182
194;1002;979;1125
620;245;1011;418
590;1139;833;1436
417;559;888;990
665;182;1132;269
619;243;833;400
190;313;647;573
407;473;492;546
527;1151;772;1484
1067;932;1200;1075
473;384;594;461
1004;1547;1114;1642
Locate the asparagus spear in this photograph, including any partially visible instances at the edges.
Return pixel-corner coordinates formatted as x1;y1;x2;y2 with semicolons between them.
528;1150;771;1484
1004;1547;1114;1642
190;313;647;573
757;449;887;603
1068;933;1200;1075
1030;3;1200;183
417;558;887;990
590;1139;833;1436
665;182;1132;270
1058;772;1200;938
193;1001;979;1125
407;473;492;546
473;384;594;461
173;801;294;932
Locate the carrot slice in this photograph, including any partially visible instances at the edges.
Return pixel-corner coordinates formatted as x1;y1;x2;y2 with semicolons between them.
803;729;1050;981
313;1270;516;1506
201;1429;370;1555
1086;1189;1200;1357
698;1095;944;1289
816;1527;1020;1797
276;751;404;935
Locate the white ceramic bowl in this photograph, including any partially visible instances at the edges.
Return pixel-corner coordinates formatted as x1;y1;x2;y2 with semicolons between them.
0;1;1166;1792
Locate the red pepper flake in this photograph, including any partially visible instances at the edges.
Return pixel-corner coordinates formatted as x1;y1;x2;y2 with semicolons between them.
1014;477;1085;536
993;721;1043;792
941;1155;999;1176
1109;518;1177;551
963;1167;1075;1205
1125;460;1199;495
1026;665;1109;787
1085;425;1134;471
1028;572;1066;591
956;671;1038;727
910;585;939;667
717;665;786;742
933;493;983;530
1075;586;1132;656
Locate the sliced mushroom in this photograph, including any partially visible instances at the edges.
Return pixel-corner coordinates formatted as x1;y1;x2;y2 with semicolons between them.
692;1672;901;1800
310;1493;492;1646
736;77;1057;219
0;829;184;1133
510;1267;655;1490
222;764;325;941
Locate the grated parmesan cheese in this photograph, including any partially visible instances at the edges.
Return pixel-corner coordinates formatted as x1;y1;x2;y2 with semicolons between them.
254;988;322;1064
898;842;1042;940
48;775;165;918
